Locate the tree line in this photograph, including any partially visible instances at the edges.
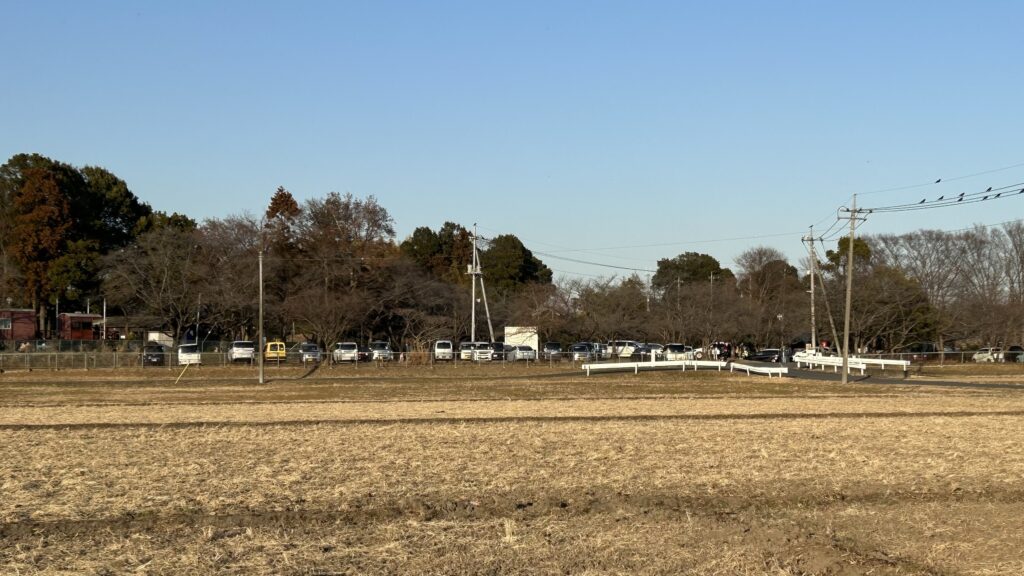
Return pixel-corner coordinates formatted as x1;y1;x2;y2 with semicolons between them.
1;153;1021;351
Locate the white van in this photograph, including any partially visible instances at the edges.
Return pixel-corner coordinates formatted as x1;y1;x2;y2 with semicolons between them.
177;343;202;366
433;340;454;361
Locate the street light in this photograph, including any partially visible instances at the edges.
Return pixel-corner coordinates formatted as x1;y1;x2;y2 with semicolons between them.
777;313;785;363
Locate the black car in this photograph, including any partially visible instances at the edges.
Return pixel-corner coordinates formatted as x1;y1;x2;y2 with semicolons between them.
490;342;507;361
748;348;783;363
142;343;167;366
1005;345;1024;363
541;342;562;361
357;345;372;362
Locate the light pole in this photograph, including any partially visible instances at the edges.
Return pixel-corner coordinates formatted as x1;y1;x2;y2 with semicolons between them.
777;313;785;363
258;245;265;384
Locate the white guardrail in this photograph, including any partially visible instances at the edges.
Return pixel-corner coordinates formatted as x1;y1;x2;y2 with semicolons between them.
582;359;788;378
793;353;910;376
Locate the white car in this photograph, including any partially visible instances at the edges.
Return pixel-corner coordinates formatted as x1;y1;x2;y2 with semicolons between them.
972;347;1003;363
664;343;694;361
507;345;537;361
177;344;202;366
227;340;255;362
472;342;493;362
607;340;640;358
433;340;454;361
332;342;359;362
458;342;475;361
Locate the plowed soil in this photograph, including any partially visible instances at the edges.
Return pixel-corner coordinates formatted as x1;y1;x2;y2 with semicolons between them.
2;364;1023;575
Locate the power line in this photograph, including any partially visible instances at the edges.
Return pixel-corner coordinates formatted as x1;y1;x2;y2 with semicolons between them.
855;160;1024;197
866;182;1024;213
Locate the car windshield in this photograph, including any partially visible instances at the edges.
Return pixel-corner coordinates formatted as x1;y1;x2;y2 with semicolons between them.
301;343;318;351
179;345;198;353
370;342;388;350
233;342;254;349
336;343;356;350
144;346;163;353
666;344;685;352
436;342;452;349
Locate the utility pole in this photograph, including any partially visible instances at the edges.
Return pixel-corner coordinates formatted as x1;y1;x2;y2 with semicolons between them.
804;226;817;352
839;195;868;385
469;223;479;342
258;250;264;384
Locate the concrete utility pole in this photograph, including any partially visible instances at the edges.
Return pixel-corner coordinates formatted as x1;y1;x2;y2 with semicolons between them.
258;250;264;384
839;195;868;385
469;224;479;342
804;227;817;351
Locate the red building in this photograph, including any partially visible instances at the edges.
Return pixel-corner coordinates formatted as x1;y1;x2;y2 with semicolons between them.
58;313;102;340
0;308;37;342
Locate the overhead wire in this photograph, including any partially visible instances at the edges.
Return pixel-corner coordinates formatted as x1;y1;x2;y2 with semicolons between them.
854;160;1024;197
864;182;1024;213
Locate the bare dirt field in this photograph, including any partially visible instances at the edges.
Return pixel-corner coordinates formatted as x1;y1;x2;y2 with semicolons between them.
2;363;1024;575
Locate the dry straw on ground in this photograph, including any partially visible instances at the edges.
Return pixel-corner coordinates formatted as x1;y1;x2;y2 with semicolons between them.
2;366;1023;575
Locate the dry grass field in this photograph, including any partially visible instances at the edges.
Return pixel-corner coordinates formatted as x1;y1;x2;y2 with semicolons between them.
2;363;1024;575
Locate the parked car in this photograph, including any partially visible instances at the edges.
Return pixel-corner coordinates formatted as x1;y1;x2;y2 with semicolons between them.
458;342;475;361
593;343;609;360
177;343;202;366
508;345;537;361
227;340;256;362
972;347;1003;363
433;340;454;361
490;342;509;361
332;342;359;362
748;348;782;363
646;343;665;360
664;343;694;361
356;345;372;362
607;340;640;358
1004;345;1024;363
265;340;287;362
142;343;166;366
368;340;393;361
569;342;593;361
473;342;493;362
541;342;562;361
299;342;321;363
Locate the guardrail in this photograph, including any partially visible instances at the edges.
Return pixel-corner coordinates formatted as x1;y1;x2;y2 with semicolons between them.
582;359;730;375
729;362;788;378
793;354;867;375
581;358;789;378
793;353;910;376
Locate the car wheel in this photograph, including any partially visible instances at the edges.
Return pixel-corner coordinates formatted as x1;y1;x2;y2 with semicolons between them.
694;351;704;360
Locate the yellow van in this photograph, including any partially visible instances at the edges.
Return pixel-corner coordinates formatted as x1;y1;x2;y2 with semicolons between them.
264;340;287;362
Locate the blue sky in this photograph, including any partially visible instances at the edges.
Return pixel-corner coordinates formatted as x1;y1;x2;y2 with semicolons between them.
4;1;1023;279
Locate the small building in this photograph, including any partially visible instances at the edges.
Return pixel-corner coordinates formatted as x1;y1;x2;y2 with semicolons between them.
0;308;37;343
58;312;102;340
504;326;539;351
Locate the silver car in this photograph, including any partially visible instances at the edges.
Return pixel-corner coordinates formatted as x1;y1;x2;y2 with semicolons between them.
332;342;359;362
368;340;393;361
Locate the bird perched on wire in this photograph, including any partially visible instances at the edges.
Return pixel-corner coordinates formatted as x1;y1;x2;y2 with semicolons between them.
935;179;942;183
919;199;926;204
986;187;993;192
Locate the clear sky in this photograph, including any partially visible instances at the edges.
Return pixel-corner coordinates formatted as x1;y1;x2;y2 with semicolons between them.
4;1;1023;280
